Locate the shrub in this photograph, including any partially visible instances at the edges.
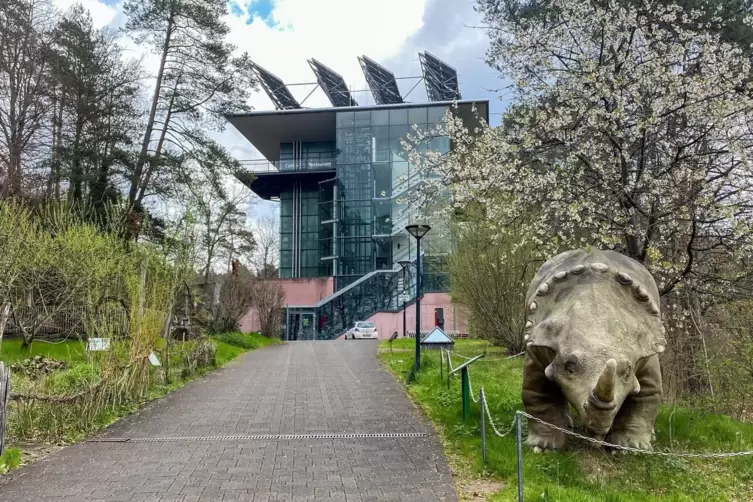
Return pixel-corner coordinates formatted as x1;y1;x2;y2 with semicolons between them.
44;363;100;396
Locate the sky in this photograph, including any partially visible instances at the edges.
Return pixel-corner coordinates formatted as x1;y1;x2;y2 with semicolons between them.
52;0;508;219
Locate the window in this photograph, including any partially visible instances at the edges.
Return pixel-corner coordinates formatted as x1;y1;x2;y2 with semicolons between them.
389;108;408;125
337;111;355;128
427;106;448;125
408;107;427;125
356;322;375;329
371;110;389;126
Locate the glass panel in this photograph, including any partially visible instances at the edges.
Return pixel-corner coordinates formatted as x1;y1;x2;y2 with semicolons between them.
427;105;448;125
371;109;389;126
408;107;427;125
354;110;371;127
389;108;408;125
337;111;355;128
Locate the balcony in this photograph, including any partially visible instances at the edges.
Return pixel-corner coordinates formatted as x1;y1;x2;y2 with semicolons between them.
239;153;337;173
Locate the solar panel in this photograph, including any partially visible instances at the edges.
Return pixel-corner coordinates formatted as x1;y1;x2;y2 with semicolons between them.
419;51;461;102
251;62;301;110
358;55;403;105
307;58;358;107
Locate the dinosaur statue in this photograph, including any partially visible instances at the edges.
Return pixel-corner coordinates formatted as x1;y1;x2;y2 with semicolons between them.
522;249;666;451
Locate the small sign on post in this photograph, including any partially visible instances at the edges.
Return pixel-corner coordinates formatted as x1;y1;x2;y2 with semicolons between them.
87;338;111;351
449;354;485;421
148;352;161;367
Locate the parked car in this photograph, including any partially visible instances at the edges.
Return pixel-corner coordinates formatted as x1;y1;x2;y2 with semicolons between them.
344;321;378;340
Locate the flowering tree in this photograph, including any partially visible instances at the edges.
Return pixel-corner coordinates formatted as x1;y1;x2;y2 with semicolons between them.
408;0;753;301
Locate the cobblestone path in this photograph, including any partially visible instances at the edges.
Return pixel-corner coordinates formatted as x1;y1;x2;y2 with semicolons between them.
0;341;457;501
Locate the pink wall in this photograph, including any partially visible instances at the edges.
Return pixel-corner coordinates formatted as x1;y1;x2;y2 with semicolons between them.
343;293;469;340
239;277;334;333
240;282;468;341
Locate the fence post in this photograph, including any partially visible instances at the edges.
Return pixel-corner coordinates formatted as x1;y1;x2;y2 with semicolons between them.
480;389;486;464
461;367;471;420
440;349;444;382
515;412;524;502
446;353;451;389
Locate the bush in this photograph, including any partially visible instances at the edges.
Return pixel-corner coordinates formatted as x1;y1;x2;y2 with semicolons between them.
449;204;540;353
44;363;100;395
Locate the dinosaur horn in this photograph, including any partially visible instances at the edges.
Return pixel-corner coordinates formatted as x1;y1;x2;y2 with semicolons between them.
593;359;616;403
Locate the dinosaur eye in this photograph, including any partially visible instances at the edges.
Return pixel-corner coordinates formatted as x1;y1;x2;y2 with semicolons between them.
563;355;579;375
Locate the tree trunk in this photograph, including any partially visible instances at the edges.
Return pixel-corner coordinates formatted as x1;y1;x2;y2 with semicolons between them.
129;11;174;208
0;302;10;354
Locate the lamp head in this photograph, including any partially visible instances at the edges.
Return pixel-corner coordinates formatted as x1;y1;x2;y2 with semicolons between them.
397;260;411;270
405;224;431;239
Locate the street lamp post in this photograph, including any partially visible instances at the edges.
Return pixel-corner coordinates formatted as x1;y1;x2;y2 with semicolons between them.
397;260;411;339
405;224;431;372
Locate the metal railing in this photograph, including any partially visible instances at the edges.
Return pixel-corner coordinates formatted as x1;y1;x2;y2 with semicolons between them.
239;155;337;173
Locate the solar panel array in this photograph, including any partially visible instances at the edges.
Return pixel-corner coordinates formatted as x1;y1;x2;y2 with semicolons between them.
251;62;301;110
250;53;460;109
358;55;403;105
308;58;358;107
419;51;461;102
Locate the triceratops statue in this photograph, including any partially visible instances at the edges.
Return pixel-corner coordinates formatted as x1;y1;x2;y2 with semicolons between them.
522;249;666;451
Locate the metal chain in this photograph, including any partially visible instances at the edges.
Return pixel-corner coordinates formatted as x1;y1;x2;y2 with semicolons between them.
468;369;479;403
480;388;517;438
519;411;753;458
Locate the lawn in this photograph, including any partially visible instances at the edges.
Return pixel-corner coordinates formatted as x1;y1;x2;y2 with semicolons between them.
379;339;753;501
0;339;87;364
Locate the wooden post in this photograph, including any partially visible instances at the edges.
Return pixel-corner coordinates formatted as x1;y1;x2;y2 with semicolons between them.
0;362;10;455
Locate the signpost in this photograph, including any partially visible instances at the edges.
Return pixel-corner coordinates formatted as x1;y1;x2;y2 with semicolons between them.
449;354;485;420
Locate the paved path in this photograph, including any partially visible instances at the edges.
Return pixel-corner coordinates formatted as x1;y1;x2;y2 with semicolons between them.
0;342;457;501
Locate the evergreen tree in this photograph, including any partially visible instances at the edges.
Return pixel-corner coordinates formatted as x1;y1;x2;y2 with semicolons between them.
123;0;258;226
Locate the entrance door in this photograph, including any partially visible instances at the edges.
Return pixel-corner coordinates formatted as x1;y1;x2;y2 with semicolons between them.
287;311;316;340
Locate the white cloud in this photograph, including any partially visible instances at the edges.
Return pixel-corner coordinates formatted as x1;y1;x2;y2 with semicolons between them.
54;0;117;28
223;0;428;110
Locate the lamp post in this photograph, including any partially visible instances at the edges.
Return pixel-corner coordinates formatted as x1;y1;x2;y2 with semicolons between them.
397;260;411;339
405;224;431;372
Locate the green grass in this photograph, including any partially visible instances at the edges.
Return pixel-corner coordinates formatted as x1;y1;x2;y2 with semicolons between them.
0;448;22;474
379;340;753;501
214;331;282;351
0;339;87;364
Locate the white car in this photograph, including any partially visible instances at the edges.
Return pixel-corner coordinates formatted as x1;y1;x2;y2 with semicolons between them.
344;321;379;340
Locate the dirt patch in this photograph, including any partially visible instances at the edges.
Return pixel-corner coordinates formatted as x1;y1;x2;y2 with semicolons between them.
458;478;505;500
13;443;65;468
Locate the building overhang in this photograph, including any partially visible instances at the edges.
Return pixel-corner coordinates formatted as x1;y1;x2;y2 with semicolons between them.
236;169;336;200
226;100;489;161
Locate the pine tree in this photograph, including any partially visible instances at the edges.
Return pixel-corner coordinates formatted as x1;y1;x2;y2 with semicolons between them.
123;0;258;225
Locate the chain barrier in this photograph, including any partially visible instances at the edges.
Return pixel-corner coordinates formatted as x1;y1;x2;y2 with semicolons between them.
519;412;753;458
468;370;479;403
480;388;517;437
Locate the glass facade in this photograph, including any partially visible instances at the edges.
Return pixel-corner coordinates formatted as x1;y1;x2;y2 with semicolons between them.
333;104;450;289
274;104;453;338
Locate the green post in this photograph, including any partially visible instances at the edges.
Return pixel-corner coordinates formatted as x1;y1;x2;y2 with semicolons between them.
461;367;470;420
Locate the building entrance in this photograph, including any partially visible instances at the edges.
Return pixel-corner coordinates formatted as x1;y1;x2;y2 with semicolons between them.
286;311;316;341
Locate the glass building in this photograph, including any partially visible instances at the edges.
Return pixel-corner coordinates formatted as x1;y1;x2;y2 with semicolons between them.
229;56;488;340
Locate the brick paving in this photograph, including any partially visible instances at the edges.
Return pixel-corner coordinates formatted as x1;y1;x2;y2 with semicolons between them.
0;341;457;501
